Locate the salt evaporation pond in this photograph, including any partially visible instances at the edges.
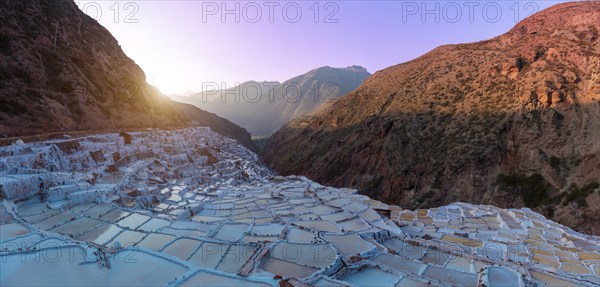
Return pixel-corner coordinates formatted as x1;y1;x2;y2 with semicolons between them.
51;217;102;237
212;223;249;241
216;244;257;273
107;230;146;247
117;213;151;229
77;223;123;245
340;268;401;286
100;209;130;222
270;242;337;269
187;242;228;268
136;233;175;250
261;257;319;278
0;222;30;239
162;238;203;260
137;218;170;232
292;220;341;233
180;271;271;287
0;247;188;286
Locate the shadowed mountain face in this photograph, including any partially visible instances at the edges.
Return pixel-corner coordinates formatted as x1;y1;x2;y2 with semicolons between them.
0;0;256;151
176;66;371;137
263;2;600;234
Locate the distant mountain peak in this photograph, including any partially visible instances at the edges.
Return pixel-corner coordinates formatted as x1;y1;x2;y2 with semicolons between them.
178;66;371;137
311;65;369;74
344;65;368;73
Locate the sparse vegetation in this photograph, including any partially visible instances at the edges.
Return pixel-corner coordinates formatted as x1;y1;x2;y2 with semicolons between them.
39;48;74;94
562;181;600;207
549;156;561;172
496;173;550;208
0;98;28;115
516;56;528;71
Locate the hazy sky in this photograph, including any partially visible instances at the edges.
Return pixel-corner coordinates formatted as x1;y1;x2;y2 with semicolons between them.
76;0;569;95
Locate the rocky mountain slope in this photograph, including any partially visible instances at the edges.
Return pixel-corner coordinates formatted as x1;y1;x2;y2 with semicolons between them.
178;66;371;137
263;2;600;234
0;0;256;151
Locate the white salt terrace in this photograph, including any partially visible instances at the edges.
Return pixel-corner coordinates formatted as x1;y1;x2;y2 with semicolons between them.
1;127;599;286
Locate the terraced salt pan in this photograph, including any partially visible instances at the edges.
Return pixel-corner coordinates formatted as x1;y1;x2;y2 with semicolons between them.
310;205;338;215
180;270;271;287
261;257;319;278
216;244;257;273
187;242;228;268
137;218;170;232
212;223;249;242
161;227;207;238
291;205;310;215
444;256;473;273
340;268;400;287
163;238;203;260
34;238;69;248
3;233;45;248
270;242;337;269
250;224;285;236
68;203;96;213
77;223;123;245
192;215;227;223
107;230;146;247
373;254;426;274
485;266;524;287
22;209;60;223
531;271;579;287
136;233;175;251
250;210;271;218
117;213;151;229
320;212;355;222
421;264;478;286
395;277;433;286
286;228;315;243
342;202;369;213
313;276;350;286
16;202;48;217
358;209;382;222
420;248;452;266
169;220;214;231
0;247;188;286
100;209;130;222
323;234;375;257
0;222;30;240
243;235;278;243
34;212;74;229
293;220;341;233
289;198;315;205
83;204;113;218
324;198;352;208
338;217;370;232
51;217;102;237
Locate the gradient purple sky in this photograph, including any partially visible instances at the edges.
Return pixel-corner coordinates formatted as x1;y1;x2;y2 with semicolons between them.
76;0;570;95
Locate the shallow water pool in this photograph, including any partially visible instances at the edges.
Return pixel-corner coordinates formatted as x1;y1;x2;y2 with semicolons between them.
0;246;188;286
